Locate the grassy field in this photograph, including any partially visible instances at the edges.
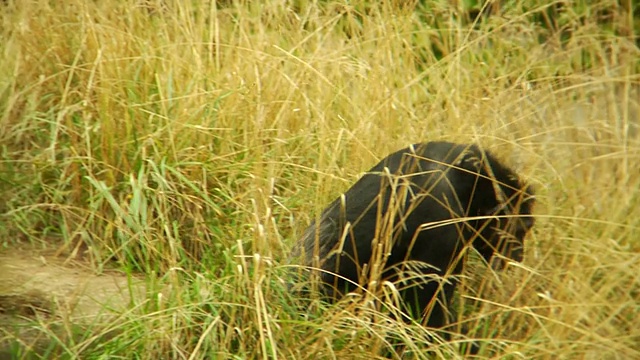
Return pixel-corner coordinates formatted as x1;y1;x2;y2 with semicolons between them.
0;0;639;359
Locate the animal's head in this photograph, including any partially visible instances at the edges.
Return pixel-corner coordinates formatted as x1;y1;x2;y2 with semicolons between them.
479;183;535;269
472;173;535;270
457;146;536;270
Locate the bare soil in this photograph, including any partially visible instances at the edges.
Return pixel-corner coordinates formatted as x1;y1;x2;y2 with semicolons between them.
0;249;145;359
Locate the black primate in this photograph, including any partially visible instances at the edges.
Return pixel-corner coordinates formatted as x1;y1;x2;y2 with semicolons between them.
290;141;535;329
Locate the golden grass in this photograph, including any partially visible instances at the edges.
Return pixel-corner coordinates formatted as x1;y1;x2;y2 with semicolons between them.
0;0;639;359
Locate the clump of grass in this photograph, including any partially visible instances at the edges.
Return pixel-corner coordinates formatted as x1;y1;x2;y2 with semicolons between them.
1;0;639;358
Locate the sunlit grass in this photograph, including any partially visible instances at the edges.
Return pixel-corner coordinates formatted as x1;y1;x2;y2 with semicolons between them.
0;0;638;359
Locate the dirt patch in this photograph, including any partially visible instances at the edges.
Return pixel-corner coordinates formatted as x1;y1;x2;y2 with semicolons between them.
0;250;146;358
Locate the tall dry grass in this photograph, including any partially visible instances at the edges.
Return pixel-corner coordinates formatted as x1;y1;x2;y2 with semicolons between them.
0;0;638;359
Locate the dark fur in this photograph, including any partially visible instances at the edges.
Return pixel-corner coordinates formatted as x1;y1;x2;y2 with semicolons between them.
290;141;535;329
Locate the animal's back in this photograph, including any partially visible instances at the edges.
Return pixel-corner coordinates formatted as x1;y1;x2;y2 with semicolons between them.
290;142;488;292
